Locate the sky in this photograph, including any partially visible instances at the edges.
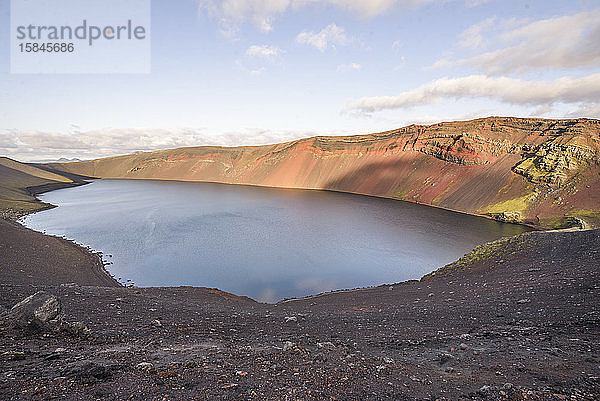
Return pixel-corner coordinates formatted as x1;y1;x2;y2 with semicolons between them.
1;0;600;161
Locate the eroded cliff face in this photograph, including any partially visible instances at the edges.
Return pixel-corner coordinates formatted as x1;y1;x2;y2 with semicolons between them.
49;117;600;229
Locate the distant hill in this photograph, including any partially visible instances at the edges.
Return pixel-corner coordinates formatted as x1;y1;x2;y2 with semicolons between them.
47;117;600;229
56;158;82;163
31;157;83;163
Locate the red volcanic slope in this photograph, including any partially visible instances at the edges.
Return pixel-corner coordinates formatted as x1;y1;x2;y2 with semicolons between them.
48;117;600;229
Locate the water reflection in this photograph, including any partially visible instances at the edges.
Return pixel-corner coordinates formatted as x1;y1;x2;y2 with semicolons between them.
22;179;531;302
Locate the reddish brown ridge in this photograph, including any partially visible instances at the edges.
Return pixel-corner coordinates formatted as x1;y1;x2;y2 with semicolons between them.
47;117;600;229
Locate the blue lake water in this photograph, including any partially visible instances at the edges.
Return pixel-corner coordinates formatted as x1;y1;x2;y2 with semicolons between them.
22;179;530;302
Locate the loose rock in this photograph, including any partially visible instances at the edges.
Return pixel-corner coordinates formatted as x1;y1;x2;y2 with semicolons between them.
10;291;63;331
136;362;155;372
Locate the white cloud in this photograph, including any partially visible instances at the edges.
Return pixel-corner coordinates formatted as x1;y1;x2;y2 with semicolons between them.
199;0;290;32
236;59;264;75
198;0;445;33
0;130;20;149
402;109;491;126
464;0;492;7
567;102;600;118
237;46;281;75
337;62;361;72
246;45;282;58
346;73;600;112
458;17;495;48
435;9;600;74
296;24;349;52
529;105;554;117
315;0;432;18
1;127;321;162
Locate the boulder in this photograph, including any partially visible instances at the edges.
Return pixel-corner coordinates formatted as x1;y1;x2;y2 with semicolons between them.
10;291;64;331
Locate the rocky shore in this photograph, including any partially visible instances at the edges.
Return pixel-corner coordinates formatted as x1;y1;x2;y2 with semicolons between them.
1;214;599;400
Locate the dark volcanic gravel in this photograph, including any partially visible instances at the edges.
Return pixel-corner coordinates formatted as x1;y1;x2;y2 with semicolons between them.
0;219;117;287
1;220;599;400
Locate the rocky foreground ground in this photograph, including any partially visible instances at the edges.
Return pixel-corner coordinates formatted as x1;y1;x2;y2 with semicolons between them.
1;219;599;400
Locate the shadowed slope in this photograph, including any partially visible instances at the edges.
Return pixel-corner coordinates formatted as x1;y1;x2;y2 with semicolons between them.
0;157;85;216
48;117;600;228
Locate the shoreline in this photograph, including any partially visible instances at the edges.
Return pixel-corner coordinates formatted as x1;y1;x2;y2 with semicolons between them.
28;180;122;288
94;175;547;231
2;216;123;287
2;179;120;289
15;176;536;303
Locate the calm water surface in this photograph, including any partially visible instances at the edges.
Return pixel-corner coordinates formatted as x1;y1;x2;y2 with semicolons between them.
22;179;529;302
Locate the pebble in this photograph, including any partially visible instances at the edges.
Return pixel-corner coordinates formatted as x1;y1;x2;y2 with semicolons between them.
136;362;155;371
151;319;162;328
284;316;297;322
479;385;493;394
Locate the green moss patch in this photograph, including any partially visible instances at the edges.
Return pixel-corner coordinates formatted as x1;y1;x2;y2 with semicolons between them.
422;234;529;280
